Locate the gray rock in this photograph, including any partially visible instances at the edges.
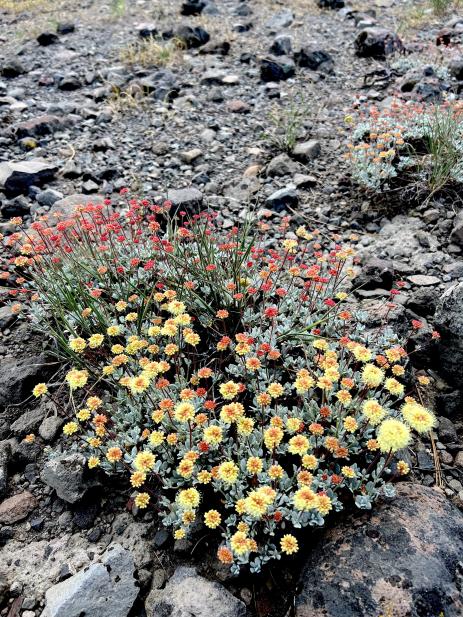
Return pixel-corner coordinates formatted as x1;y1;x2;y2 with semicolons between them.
15;115;65;139
438;417;458;444
1;58;27;78
295;483;463;617
270;35;292;56
145;566;246;617
0;160;58;198
356;256;394;290
41;453;88;503
0;355;48;409
36;188;64;207
266;187;298;212
10;407;46;436
49;193;105;218
450;210;463;246
407;274;440;286
266;153;297;177
434;281;463;384
174;25;210;48
165;187;203;212
39;416;64;442
41;544;138;617
266;10;294;30
293;140;321;162
0;441;11;498
0;305;15;330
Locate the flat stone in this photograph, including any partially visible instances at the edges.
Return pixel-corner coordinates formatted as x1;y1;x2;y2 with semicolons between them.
293;140;321;162
0;160;58;198
41;544;138;617
407;275;441;286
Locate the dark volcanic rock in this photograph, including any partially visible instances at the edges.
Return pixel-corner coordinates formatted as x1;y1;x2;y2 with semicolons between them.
37;32;60;46
0;159;57;198
1;58;27;78
355;27;403;58
15;114;65;139
0;355;48;407
434;281;463;385
260;56;295;82
294;47;333;71
318;0;345;8
296;483;463;617
174;25;210;48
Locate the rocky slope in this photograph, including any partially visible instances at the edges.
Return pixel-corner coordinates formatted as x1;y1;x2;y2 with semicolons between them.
0;0;463;616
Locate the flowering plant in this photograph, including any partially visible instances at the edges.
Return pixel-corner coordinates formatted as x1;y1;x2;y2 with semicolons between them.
345;98;463;197
1;195;436;573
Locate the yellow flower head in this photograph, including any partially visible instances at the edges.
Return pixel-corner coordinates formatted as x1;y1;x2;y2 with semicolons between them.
204;510;221;529
377;418;411;453
280;534;298;555
217;461;239;484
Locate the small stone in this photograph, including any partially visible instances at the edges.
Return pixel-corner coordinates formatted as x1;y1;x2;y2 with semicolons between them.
180;148;203;163
57;23;75;34
407;274;441;286
260;57;295;82
0;491;37;524
293;140;321;162
227;99;250;113
0;441;11;498
41;453;88;504
266;9;294;30
39;416;64;442
37;32;60;46
266;187;298;212
438;417;458;443
174;25;210;48
270;35;292;56
165;187;203;212
355;27;403;58
1;58;27;78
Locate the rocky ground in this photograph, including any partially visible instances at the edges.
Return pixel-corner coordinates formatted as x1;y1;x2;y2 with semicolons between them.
1;0;463;616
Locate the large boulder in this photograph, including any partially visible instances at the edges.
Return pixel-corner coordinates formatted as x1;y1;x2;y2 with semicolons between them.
40;544;138;617
295;483;463;617
146;566;246;617
434;281;463;385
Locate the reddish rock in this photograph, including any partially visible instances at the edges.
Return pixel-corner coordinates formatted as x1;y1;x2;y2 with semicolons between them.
227;100;250;114
0;491;37;524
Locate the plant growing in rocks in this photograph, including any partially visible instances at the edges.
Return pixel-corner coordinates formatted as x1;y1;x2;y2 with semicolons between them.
345;98;463;200
2;195;437;574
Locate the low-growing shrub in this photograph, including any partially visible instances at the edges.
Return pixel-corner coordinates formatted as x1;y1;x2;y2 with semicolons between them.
345;98;463;199
1;196;437;573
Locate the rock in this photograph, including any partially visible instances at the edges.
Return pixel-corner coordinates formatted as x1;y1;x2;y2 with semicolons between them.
266;10;294;30
295;483;463;617
0;491;37;524
181;0;207;15
56;23;75;35
39;416;64;442
450;210;463;246
49;193;105;218
293;173;317;188
165;187;203;212
10;407;46;437
1;58;27;78
0;305;15;330
0;441;11;498
266;153;297;177
266;187;298;212
260;56;295;82
227;99;250;113
57;74;82;91
407;287;438;317
0;160;57;198
294;48;333;72
137;23;158;38
41;453;88;504
36;188;64;207
318;0;345;8
0;355;48;408
434;282;463;384
180;148;203;163
174;25;210;48
407;274;440;286
355;27;403;58
37;32;60;45
41;544;138;617
356;257;394;290
145;566;246;617
270;35;292;56
292;140;321;162
438;417;458;444
15;114;65;139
